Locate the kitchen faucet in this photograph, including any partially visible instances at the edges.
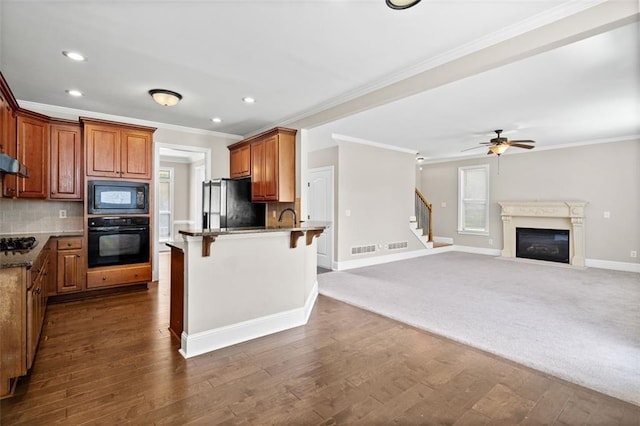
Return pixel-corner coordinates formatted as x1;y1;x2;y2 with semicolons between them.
278;208;297;226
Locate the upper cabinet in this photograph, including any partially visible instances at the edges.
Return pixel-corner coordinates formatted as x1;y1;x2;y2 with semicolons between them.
0;72;18;157
50;121;82;200
229;144;251;178
3;113;50;199
82;118;155;180
230;127;296;202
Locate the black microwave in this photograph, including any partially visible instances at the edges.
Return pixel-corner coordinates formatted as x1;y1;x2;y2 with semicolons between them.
88;180;149;214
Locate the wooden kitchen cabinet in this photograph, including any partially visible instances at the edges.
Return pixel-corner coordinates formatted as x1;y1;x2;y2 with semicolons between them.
86;264;152;289
229;144;251;178
1;245;50;398
3;113;49;199
50;122;83;200
55;237;86;294
230;127;296;202
82;118;154;180
0;91;16;157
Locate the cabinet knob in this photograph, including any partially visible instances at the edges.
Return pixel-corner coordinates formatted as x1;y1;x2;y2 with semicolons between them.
102;277;106;280
76;255;80;258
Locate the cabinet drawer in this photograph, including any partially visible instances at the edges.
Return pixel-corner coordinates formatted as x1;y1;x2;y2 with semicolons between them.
57;238;82;250
86;264;151;289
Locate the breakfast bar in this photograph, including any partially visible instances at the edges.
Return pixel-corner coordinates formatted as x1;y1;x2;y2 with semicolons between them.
168;223;326;358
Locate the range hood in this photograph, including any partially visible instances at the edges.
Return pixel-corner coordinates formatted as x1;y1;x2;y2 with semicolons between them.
0;153;29;177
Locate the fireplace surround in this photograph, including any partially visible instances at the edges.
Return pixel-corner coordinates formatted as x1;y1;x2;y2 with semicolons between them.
499;201;587;266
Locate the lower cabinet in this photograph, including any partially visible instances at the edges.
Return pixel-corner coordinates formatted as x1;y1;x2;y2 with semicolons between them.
1;242;51;398
55;237;86;294
86;264;151;289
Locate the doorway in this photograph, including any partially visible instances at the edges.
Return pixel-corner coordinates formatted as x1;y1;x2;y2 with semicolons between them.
153;143;210;281
307;166;334;269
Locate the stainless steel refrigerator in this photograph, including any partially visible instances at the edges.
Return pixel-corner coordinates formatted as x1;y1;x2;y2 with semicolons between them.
202;177;265;229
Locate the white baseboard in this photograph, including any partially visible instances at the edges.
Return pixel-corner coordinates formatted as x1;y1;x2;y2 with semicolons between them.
335;249;445;271
179;281;318;359
585;258;640;273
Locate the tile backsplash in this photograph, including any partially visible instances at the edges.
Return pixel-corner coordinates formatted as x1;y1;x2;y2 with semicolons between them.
0;198;83;234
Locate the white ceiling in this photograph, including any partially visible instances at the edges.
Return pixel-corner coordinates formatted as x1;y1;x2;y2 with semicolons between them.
1;1;638;161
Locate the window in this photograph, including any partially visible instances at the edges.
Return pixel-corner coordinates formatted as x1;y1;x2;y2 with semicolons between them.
458;164;489;235
158;167;173;242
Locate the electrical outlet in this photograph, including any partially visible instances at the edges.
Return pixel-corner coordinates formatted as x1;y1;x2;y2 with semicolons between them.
441;202;447;208
272;210;276;218
603;211;611;219
488;239;493;246
59;209;67;219
631;250;638;258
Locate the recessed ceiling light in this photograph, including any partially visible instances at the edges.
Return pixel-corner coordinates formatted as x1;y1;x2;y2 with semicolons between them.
211;117;222;123
242;97;256;104
66;89;83;97
62;51;87;61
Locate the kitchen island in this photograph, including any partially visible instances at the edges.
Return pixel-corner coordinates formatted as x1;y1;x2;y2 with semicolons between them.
168;223;327;359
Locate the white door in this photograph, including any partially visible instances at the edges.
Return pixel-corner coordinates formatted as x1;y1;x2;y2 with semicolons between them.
308;167;333;269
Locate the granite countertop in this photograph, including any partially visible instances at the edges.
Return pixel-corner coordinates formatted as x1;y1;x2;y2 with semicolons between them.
178;221;330;238
0;231;83;269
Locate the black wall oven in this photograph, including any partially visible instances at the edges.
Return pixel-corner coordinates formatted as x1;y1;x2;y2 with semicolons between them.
88;217;150;268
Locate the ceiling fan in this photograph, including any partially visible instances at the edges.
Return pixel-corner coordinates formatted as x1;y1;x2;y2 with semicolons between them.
463;129;535;156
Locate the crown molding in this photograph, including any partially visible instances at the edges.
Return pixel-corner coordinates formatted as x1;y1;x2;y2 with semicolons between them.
277;0;608;129
332;133;418;155
418;134;640;165
17;100;244;140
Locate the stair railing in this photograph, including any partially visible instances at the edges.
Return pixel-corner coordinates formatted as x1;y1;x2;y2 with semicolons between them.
415;188;433;243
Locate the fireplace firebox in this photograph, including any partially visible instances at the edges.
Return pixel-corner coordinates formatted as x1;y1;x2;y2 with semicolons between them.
516;227;570;264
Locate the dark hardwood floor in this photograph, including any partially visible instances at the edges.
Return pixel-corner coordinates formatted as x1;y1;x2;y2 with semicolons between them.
2;253;639;425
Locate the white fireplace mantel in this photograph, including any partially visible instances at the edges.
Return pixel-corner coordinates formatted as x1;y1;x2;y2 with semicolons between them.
499;200;588;266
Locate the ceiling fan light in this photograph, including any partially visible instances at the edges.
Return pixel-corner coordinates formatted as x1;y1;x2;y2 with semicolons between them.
490;145;509;155
386;0;421;10
149;89;182;106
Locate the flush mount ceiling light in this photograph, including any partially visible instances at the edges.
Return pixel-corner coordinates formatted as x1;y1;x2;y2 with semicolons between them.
386;0;421;10
62;50;87;61
211;117;222;123
242;96;256;104
65;89;83;97
149;89;183;106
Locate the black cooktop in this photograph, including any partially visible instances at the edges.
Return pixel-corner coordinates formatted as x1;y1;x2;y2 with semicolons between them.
0;236;38;253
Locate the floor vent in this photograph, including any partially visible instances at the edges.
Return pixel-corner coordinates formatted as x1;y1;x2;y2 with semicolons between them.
351;244;376;255
388;241;408;250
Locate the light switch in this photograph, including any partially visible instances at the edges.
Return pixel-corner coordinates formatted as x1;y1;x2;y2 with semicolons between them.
603;211;610;219
345;209;351;217
441;202;447;208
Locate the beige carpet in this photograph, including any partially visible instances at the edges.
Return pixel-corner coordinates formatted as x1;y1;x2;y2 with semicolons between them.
318;251;640;406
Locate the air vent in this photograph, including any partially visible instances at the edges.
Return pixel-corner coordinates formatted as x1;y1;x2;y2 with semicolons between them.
351;244;376;255
388;241;408;250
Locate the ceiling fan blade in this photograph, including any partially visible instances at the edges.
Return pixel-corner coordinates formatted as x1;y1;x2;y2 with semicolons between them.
508;143;535;149
509;139;535;144
486;150;493;155
461;145;485;152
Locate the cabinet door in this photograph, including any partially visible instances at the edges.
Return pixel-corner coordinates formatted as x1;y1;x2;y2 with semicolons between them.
120;129;152;179
251;140;265;200
262;135;279;201
1;97;17;198
230;145;251;178
14;115;49;199
85;124;121;177
0;92;14;155
26;272;45;370
50;123;82;199
57;248;86;293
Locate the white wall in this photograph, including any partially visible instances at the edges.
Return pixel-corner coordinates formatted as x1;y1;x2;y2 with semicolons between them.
308;134;424;265
420;139;640;264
